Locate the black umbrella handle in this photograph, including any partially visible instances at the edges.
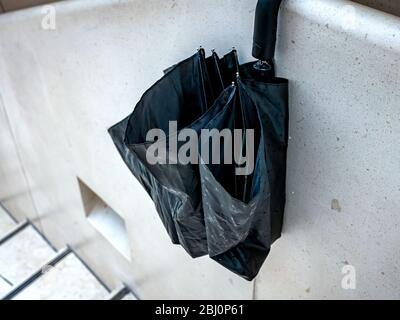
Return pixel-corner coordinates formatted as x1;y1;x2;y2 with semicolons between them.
252;0;283;62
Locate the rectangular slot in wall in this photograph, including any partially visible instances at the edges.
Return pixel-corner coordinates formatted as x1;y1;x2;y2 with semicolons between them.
78;178;131;261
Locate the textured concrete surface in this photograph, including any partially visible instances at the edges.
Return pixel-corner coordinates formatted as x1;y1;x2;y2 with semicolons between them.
0;225;55;292
14;253;109;300
0;0;398;299
255;0;400;299
0;206;15;238
122;293;138;300
0;93;39;224
0;277;12;296
0;0;255;300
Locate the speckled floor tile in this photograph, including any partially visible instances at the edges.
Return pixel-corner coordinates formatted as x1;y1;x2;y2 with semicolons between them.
0;207;16;238
0;275;12;296
0;225;55;288
121;293;137;300
14;254;109;300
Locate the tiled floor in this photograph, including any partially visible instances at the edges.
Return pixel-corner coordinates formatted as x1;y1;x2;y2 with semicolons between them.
0;227;132;299
0;206;133;299
0;276;12;296
14;253;109;300
122;293;137;300
0;225;55;296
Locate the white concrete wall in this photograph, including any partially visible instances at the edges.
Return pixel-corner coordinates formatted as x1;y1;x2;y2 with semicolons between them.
0;0;399;299
259;0;400;299
0;76;38;223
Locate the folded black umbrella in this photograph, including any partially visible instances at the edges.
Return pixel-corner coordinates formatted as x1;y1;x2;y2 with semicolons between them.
199;67;288;280
109;48;240;258
108;0;287;280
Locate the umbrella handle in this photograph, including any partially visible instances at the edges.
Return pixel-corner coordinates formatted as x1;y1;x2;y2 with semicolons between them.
252;0;283;62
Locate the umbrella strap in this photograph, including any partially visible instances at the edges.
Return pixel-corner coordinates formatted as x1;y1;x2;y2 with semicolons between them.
211;50;224;91
198;47;209;113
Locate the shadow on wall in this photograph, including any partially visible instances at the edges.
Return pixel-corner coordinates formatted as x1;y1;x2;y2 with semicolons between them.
352;0;400;17
0;0;62;13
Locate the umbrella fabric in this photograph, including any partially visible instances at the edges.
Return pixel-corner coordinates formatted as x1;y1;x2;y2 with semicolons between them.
199;67;288;280
108;48;288;280
108;49;239;258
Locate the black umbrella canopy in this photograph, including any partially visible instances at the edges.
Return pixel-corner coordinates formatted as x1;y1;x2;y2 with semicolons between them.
201;69;288;280
108;0;287;280
109;48;241;259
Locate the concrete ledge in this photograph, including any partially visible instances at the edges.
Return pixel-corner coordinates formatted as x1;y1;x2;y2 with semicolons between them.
0;0;399;299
